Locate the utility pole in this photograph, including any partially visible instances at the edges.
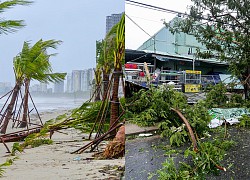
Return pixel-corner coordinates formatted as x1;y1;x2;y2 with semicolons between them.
153;35;156;72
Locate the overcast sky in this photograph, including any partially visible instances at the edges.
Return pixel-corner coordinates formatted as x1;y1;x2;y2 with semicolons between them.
0;0;124;85
125;0;193;50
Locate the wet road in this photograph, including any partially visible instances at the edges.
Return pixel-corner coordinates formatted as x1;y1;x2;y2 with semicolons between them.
125;127;250;180
125;135;168;180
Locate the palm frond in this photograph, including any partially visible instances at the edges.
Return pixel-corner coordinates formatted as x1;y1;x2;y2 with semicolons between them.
0;20;25;34
94;65;102;85
41;39;62;50
0;0;33;34
114;13;125;69
106;22;118;38
98;20;118;73
13;55;24;81
41;73;66;83
13;39;63;83
0;0;32;13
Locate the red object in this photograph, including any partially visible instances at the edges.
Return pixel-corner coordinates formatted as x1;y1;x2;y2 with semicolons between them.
125;63;138;69
139;72;145;77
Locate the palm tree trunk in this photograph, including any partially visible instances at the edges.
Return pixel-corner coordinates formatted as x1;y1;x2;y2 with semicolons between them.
243;68;250;100
95;84;101;101
0;81;21;134
244;83;248;100
102;71;109;100
110;68;121;135
19;79;30;128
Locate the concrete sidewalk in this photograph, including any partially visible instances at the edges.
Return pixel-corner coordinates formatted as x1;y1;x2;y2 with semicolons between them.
125;123;159;136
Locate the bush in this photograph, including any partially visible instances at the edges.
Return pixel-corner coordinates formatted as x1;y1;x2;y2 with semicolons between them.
126;86;188;126
238;114;250;127
205;83;228;108
156;139;235;179
127;86;211;146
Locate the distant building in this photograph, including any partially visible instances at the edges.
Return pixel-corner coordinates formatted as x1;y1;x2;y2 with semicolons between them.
47;88;53;94
66;69;94;92
40;83;48;93
66;75;72;93
86;68;94;90
72;70;82;92
106;13;123;34
29;83;48;93
30;84;40;92
80;70;87;91
54;81;64;93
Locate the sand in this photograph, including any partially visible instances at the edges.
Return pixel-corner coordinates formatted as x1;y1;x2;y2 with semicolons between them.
0;109;125;180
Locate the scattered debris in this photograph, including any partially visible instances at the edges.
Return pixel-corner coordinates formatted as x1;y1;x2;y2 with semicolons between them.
171;108;198;152
99;165;124;178
103;125;125;159
138;133;153;137
208;108;250;128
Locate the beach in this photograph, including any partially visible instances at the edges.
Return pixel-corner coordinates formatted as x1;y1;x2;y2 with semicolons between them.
0;107;125;180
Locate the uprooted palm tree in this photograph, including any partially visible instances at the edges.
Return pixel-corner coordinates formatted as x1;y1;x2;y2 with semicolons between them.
0;0;32;35
0;39;65;133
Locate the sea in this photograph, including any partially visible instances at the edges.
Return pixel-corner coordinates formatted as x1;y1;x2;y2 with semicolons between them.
0;95;87;114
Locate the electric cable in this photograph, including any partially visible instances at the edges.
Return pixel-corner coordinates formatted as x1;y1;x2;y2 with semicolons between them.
125;0;242;28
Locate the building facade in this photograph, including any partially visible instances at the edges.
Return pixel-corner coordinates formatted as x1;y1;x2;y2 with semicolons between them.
66;75;72;93
66;68;94;93
72;70;82;92
136;17;228;75
40;83;48;93
54;81;64;93
30;83;48;93
106;13;123;34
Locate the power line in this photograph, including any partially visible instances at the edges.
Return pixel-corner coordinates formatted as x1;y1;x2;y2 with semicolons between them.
128;15;164;24
126;14;174;43
125;14;152;37
126;14;174;53
125;0;187;17
125;2;177;14
125;0;241;28
126;54;148;62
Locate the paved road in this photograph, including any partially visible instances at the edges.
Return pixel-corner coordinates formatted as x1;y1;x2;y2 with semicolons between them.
125;135;169;180
125;127;250;180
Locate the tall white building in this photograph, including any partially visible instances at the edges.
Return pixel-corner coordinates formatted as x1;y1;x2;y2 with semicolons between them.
87;68;94;90
72;70;82;92
106;13;123;34
66;69;94;92
54;81;64;93
40;83;48;93
66;75;72;93
80;70;87;91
